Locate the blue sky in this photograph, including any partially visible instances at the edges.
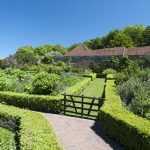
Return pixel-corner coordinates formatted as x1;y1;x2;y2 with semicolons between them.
0;0;150;58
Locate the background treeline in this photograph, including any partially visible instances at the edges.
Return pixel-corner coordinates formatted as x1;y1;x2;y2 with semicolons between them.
1;24;150;69
69;24;150;50
0;44;68;69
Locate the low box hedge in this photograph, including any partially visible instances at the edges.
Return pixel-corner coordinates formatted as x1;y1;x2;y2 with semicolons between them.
0;78;91;113
106;74;115;80
65;78;91;95
0;92;62;113
99;79;150;150
0;104;62;150
82;73;96;81
0;127;16;150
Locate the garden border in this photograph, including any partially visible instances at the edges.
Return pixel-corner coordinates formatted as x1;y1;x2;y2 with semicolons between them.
0;104;62;150
99;74;150;150
0;77;92;113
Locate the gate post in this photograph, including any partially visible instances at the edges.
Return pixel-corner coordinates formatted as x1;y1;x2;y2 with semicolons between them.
81;95;84;116
64;93;66;114
98;98;101;110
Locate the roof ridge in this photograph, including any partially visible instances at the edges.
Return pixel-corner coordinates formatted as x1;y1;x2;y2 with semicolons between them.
65;45;150;56
79;45;90;51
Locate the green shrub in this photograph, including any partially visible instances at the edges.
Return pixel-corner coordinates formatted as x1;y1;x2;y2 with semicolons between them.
83;69;92;74
54;74;84;94
0;78;91;113
0;104;62;150
102;68;116;75
99;79;150;150
116;68;150;119
0;91;62;113
0;127;16;150
117;77;150;119
0;69;33;93
48;66;64;75
106;74;115;80
31;72;60;95
61;73;83;87
82;73;96;81
65;78;91;94
115;63;150;84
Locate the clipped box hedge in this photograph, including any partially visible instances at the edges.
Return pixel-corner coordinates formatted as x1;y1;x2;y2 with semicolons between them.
82;73;97;81
0;127;16;150
0;77;91;113
0;104;62;150
65;78;91;94
99;79;150;150
0;92;62;113
106;74;115;80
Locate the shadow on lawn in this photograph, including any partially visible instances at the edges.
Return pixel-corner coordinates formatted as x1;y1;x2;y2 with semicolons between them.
91;121;124;150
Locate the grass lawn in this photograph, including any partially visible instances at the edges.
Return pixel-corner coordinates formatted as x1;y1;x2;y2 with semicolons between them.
65;78;105;119
80;78;105;97
0;127;16;150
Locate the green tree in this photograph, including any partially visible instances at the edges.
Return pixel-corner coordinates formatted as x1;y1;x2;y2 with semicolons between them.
142;26;150;46
107;30;133;48
52;44;68;54
68;43;80;51
83;37;104;49
35;45;54;56
1;55;17;69
35;46;49;56
15;46;38;65
123;24;145;46
0;59;3;68
41;56;54;64
35;44;67;55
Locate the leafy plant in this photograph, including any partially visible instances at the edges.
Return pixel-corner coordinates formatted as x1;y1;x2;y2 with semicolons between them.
99;79;150;150
102;68;116;75
31;72;60;95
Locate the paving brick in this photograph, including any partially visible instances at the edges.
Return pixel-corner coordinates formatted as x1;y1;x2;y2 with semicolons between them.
44;113;124;150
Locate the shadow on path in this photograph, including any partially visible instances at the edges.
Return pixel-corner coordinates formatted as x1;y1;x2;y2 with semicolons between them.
44;113;125;150
91;121;124;150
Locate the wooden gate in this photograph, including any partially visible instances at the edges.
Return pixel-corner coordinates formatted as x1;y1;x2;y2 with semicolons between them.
62;93;104;120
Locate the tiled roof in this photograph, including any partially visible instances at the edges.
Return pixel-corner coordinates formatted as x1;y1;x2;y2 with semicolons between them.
65;45;150;56
125;46;150;55
89;47;124;56
65;45;89;56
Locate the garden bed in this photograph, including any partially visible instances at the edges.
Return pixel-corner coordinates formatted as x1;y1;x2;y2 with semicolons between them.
0;77;92;113
99;75;150;150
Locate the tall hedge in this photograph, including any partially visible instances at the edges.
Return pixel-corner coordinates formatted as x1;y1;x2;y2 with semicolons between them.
99;79;150;150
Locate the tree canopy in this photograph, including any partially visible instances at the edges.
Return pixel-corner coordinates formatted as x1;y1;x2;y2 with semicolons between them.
15;46;38;65
68;24;150;50
123;24;144;46
142;26;150;46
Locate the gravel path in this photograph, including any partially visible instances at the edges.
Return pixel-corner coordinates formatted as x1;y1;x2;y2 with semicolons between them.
44;113;124;150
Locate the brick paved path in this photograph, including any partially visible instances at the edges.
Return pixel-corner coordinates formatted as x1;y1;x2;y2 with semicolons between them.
44;113;124;150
